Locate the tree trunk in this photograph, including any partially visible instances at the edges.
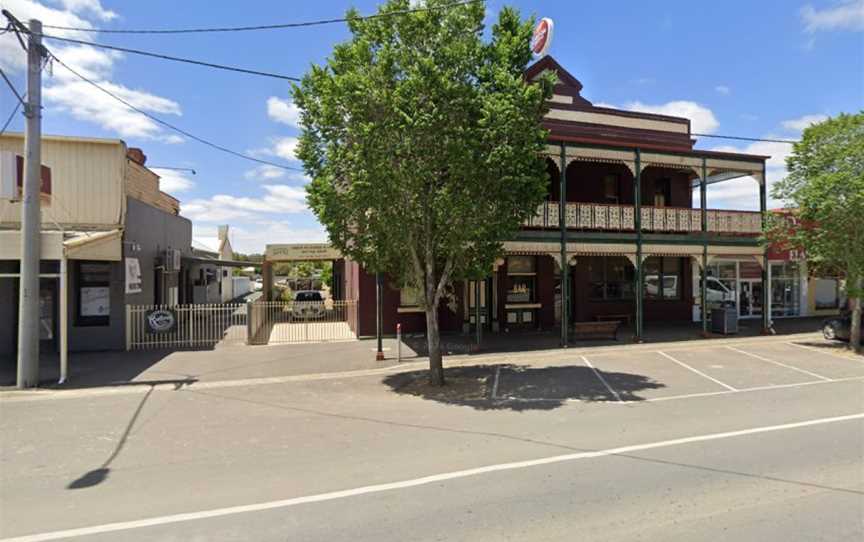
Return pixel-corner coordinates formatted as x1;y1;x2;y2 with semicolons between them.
851;278;862;354
425;305;445;386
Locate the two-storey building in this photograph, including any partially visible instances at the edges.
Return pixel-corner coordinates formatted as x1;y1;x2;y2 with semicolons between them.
340;56;771;341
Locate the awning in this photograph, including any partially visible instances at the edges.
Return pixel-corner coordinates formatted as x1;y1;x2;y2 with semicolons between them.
0;229;122;261
182;255;255;268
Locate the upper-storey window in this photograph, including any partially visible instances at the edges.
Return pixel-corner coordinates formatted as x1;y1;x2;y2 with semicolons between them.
603;174;619;204
654;178;672;207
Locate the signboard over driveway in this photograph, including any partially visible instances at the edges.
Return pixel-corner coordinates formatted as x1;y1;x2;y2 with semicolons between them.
265;243;341;262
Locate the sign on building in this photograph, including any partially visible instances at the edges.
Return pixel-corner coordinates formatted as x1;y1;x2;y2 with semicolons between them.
530;18;554;57
125;257;142;294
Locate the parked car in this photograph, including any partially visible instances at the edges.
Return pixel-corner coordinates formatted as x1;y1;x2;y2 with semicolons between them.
822;311;863;343
700;277;736;307
291;290;326;320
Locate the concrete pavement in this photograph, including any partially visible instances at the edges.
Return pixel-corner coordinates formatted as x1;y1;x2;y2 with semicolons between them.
1;336;862;541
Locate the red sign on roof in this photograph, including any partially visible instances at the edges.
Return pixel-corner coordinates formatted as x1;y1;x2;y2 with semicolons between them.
531;18;554;57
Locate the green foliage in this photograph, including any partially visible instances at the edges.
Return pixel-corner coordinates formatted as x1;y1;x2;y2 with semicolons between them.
294;0;552;314
768;112;864;298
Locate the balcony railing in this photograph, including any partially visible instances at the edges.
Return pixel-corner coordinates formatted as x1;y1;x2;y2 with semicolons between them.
524;202;762;234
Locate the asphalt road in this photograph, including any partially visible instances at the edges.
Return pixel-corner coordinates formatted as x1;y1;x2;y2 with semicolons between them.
1;338;863;541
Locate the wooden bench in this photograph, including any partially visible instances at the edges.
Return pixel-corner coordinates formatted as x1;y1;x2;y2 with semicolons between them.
595;313;631;325
572;321;620;340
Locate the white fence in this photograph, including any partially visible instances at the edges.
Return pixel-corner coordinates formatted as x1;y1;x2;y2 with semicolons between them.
247;300;358;345
127;299;358;350
126;303;248;350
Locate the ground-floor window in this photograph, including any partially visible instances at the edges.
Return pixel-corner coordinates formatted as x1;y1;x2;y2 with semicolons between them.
506;256;536;304
705;261;738;311
814;278;840;310
399;286;422;308
588;256;634;301
644;257;681;300
770;262;800;317
76;261;111;326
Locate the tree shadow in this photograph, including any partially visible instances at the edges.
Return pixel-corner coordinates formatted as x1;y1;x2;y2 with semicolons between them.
382;364;665;411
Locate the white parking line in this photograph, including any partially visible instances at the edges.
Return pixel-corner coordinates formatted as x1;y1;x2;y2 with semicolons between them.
726;346;832;381
657;351;738;391
491;367;501;399
5;412;863;542
495;375;864;405
787;341;864;364
582;356;623;402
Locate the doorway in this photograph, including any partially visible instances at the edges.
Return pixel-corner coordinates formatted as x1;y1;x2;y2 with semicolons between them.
38;278;58;353
739;279;763;318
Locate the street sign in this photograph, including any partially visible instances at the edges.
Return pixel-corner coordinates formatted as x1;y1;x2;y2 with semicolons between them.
531;18;554;57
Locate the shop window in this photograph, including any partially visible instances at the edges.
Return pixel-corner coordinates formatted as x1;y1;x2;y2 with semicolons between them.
603;174;619;203
76;261;111;326
400;286;422;308
814;279;840;310
771;262;800;317
644;257;681;300
654;178;672;207
506;256;536;304
589;256;634;301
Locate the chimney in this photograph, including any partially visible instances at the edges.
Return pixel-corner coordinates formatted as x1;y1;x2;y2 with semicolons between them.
127;147;147;165
218;225;229;241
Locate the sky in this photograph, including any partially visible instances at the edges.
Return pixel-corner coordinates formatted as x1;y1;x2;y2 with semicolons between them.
0;0;862;254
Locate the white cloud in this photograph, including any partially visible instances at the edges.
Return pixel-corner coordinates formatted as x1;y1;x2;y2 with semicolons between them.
623;100;720;134
272;137;299;160
715;85;731;95
244;164;286;181
182;184;309;222
781;114;828;132
266;97;301;127
801;0;864;32
220;221;328;254
1;1;182;143
53;0;117;21
151;168;195;194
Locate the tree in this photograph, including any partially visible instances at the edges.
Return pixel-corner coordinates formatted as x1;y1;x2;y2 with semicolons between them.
294;0;553;384
768;112;864;352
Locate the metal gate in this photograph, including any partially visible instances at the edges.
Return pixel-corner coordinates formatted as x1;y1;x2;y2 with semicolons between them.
247;300;357;345
126;303;248;350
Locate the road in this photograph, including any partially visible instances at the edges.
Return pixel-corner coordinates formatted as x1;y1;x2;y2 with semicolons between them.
1;337;863;541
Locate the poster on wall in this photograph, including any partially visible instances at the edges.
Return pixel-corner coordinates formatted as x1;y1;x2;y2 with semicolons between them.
80;287;110;316
125;257;142;294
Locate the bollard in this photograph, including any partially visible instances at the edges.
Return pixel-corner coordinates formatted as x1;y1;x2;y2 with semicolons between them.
396;323;402;363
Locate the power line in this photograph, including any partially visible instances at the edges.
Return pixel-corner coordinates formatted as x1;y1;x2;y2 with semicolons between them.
693;133;798;145
0;101;22;136
40;0;485;34
0;66;26;105
45;50;303;172
37;33;301;81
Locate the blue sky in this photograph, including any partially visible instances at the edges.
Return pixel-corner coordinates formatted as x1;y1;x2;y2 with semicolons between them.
1;0;862;253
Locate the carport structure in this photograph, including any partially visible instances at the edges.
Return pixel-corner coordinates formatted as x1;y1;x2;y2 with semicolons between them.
255;243;365;347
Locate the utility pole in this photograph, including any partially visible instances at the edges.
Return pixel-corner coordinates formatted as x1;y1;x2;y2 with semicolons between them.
17;18;45;388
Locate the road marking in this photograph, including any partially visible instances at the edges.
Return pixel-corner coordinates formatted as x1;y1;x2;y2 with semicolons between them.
787;341;864;364
5;412;863;542
491;367;501;399
582;356;623;402
658;351;738;391
491;375;864;405
726;346;831;381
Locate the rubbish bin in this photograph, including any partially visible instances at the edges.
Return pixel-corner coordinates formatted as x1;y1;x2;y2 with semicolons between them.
711;307;738;334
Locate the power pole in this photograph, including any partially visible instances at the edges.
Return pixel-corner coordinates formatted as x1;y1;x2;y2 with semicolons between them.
17;18;45;388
